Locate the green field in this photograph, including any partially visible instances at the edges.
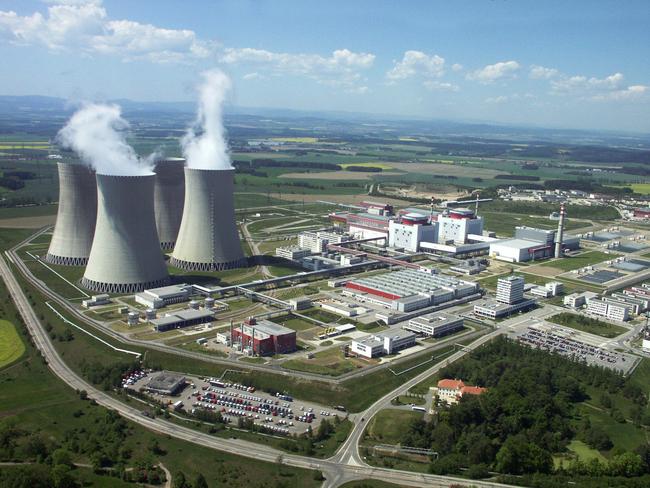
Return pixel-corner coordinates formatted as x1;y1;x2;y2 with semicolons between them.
282;345;361;376
364;409;422;445
538;251;615;271
548;312;628;338
0;319;25;368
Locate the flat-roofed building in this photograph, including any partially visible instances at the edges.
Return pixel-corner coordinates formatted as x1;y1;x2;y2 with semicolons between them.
350;328;416;359
151;309;214;332
587;297;630;321
145;371;186;396
231;318;296;356
275;246;311;261
135;284;191;309
405;312;464;337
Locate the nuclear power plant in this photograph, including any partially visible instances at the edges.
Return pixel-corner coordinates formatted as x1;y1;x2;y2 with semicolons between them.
81;174;171;293
154;157;185;249
170;168;246;271
46;162;97;266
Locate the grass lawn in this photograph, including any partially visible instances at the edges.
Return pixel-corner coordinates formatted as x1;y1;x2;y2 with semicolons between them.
548;312;628;338
273;314;320;331
538;251;614;271
363;409;421;445
578;404;646;452
567;439;606;462
282;345;361;376
0;319;25;369
340;481;407;488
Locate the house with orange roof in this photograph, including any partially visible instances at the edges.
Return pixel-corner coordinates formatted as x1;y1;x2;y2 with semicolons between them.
432;378;487;405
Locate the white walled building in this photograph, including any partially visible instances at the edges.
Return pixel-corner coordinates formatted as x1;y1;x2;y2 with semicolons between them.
497;276;525;304
437;209;484;245
388;219;438;252
405;312;464;337
350;329;416;358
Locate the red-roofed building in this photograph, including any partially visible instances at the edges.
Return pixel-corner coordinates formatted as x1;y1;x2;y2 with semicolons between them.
433;378;487;405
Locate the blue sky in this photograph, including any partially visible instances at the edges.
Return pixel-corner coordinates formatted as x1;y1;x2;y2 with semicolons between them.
1;0;649;132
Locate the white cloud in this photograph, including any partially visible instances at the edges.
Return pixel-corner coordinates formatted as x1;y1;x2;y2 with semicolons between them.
0;1;211;63
243;72;261;80
386;50;445;81
529;65;558;79
592;85;648;101
548;71;643;101
467;60;520;83
220;47;374;90
423;80;459;92
451;63;463;72
484;95;509;104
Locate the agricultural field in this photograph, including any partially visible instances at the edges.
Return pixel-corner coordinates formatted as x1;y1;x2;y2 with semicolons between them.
0;319;25;368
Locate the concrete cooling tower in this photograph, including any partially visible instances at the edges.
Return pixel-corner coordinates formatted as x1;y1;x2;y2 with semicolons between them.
46;162;97;266
170;168;246;271
154;157;185;249
81;174;170;293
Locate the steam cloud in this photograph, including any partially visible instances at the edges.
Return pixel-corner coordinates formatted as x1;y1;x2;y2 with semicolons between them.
182;69;232;170
57;103;153;176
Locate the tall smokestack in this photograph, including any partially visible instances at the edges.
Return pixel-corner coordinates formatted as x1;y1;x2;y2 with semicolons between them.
154;157;185;250
46;162;97;266
81;174;170;293
170;168;245;271
555;203;566;258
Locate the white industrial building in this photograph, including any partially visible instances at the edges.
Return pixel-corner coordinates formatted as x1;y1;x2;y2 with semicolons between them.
587;297;631;321
489;226;580;262
404;312;464;337
275;246;311;260
474;275;535;319
437;209;484;244
350;329;416;358
135;284;191;309
496;275;524;304
388;218;437;252
298;230;351;253
530;281;564;298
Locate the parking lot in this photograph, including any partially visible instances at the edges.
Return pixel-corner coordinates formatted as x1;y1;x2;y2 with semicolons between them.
513;324;637;373
128;372;343;436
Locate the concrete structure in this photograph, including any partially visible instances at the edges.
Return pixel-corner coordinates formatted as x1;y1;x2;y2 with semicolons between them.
489;226;580;262
634;208;650;219
496;275;524;304
555;203;567;258
564;291;597;308
171;168;246;271
350;328;416;358
530;282;564;298
275;246;311;260
145;371;186;395
388;218;437;252
330;212;391;244
437;208;483;245
642;328;650;352
135;284;191;309
299;230;351;253
151;309;214;332
405;312;464;337
81;294;110;308
46;163;97;266
432;379;486;405
473;298;536;319
345;268;479;313
231;318;296;356
288;296;312;311
81;174;170;293
154;157;185;249
587;297;630;321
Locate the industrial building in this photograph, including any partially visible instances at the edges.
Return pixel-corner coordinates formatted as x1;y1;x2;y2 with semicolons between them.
474;275;535;319
145;371;186;396
275;246;311;261
388;214;437;252
135;284;191;309
344;268;480;312
633;208;650;219
350;328;416;358
530;282;564;298
81;294;110;308
489;226;580;263
46;163;97;266
81;174;170;293
231;318;297;356
153;158;185;249
151;309;214;332
405;312;464;337
437;208;484;244
587;297;630;321
171;168;246;271
298;230;351;253
330;211;391;244
564;291;598;308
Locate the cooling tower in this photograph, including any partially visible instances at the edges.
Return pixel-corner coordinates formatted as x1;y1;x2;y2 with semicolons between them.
81;174;170;293
170;168;246;271
154;157;185;249
46;162;97;266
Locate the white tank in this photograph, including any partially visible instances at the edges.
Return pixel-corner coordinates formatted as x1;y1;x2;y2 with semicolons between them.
170;168;246;271
46;162;97;266
81;174;170;293
154;157;185;250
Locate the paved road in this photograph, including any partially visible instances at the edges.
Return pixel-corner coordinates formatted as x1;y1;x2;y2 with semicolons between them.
1;252;521;488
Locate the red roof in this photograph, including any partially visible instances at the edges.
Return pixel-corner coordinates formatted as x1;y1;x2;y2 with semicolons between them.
461;386;487;396
437;379;465;390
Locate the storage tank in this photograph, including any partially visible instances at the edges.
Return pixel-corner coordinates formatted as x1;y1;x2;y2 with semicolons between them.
154;157;185;250
81;174;170;293
170;168;246;271
46;162;97;265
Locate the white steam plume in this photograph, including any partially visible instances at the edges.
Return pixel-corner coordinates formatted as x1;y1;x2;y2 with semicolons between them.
182;69;232;170
57;103;153;176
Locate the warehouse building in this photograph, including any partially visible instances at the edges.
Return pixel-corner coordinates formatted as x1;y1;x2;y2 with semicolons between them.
489;226;580;262
151;309;214;332
135;284;191;309
350;328;416;358
345;268;479;312
145;371;186;396
231;318;296;356
405;312;464;337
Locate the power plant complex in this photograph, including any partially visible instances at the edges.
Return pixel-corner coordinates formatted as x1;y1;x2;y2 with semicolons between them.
46;159;246;293
170;168;246;271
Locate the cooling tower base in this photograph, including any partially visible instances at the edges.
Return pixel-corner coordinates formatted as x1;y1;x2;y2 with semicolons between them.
169;256;248;272
45;254;89;266
160;241;176;251
80;276;171;294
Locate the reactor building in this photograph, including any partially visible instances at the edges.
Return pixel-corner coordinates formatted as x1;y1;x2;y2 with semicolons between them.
154;157;185;250
81;174;170;293
46;162;97;266
170;168;246;271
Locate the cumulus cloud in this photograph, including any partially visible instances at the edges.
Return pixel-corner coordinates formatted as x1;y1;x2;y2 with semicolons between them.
529;65;558;79
220;47;374;90
0;0;211;63
423;80;459;92
57;103;153;176
386;50;445;81
182;69;232;171
451;63;463;72
548;71;647;101
467;60;520;83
